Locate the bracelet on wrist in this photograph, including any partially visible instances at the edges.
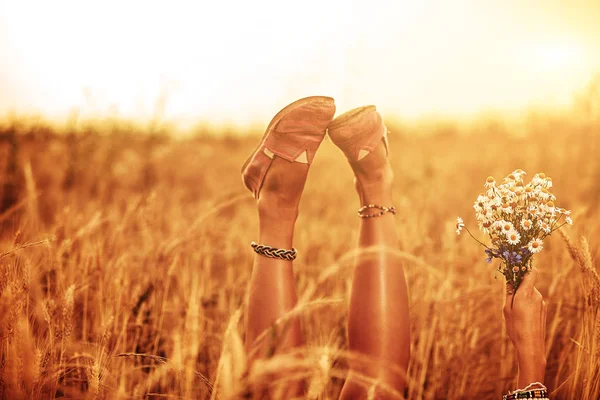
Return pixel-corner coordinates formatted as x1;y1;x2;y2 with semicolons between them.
503;382;548;400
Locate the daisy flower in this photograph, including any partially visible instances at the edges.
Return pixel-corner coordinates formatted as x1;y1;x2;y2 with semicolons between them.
500;203;513;214
504;188;518;199
566;216;573;225
528;238;543;253
479;205;496;221
500;221;514;234
512;169;526;180
478;220;492;235
506;230;521;245
456;217;465;235
491;221;503;234
473;194;491;212
543;200;556;214
532;173;546;186
524;186;535;198
484;176;496;188
541;188;556;202
539;221;551;234
538;188;551;201
521;219;533;231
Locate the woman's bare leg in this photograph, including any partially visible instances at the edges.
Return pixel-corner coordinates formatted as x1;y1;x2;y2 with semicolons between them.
245;156;308;393
340;141;410;399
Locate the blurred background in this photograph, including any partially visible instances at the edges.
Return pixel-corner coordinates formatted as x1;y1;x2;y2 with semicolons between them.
1;0;599;129
0;1;599;399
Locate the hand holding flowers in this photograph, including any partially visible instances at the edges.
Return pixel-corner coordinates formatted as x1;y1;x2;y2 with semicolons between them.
503;267;547;388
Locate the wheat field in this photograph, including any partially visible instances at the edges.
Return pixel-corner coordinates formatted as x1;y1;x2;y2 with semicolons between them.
0;110;598;400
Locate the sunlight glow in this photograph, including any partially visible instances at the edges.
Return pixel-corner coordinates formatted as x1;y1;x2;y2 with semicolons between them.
538;44;584;71
0;0;599;128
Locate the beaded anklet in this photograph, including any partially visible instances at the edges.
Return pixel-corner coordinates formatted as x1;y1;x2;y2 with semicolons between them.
503;389;548;399
357;204;396;219
503;382;548;400
251;242;298;261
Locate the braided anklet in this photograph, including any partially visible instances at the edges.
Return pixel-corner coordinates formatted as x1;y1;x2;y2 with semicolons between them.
251;242;298;261
357;204;396;219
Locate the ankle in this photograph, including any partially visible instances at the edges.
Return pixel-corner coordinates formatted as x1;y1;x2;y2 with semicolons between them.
257;204;297;249
354;159;394;184
257;193;300;222
355;168;394;201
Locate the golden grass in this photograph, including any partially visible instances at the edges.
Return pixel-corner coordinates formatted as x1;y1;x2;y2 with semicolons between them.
0;113;598;399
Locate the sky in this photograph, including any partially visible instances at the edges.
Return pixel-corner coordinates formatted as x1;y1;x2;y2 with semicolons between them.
0;0;599;129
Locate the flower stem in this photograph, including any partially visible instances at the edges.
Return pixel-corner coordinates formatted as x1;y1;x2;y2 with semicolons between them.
550;221;568;234
464;226;491;249
550;213;564;230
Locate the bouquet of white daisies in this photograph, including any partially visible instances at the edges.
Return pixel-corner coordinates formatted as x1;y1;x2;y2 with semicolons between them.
457;170;572;291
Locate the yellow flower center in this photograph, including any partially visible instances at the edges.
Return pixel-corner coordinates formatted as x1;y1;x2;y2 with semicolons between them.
486;176;495;183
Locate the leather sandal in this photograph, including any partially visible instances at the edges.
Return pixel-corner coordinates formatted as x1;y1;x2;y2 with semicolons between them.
327;105;388;161
241;96;336;198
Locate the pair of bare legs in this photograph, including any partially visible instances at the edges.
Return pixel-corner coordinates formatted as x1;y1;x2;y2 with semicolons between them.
245;138;410;399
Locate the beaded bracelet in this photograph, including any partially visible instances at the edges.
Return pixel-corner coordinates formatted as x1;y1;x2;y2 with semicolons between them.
251;242;298;261
503;382;548;400
502;389;548;399
357;204;396;218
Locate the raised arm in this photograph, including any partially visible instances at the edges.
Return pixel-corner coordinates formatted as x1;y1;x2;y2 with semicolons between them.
502;267;548;397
